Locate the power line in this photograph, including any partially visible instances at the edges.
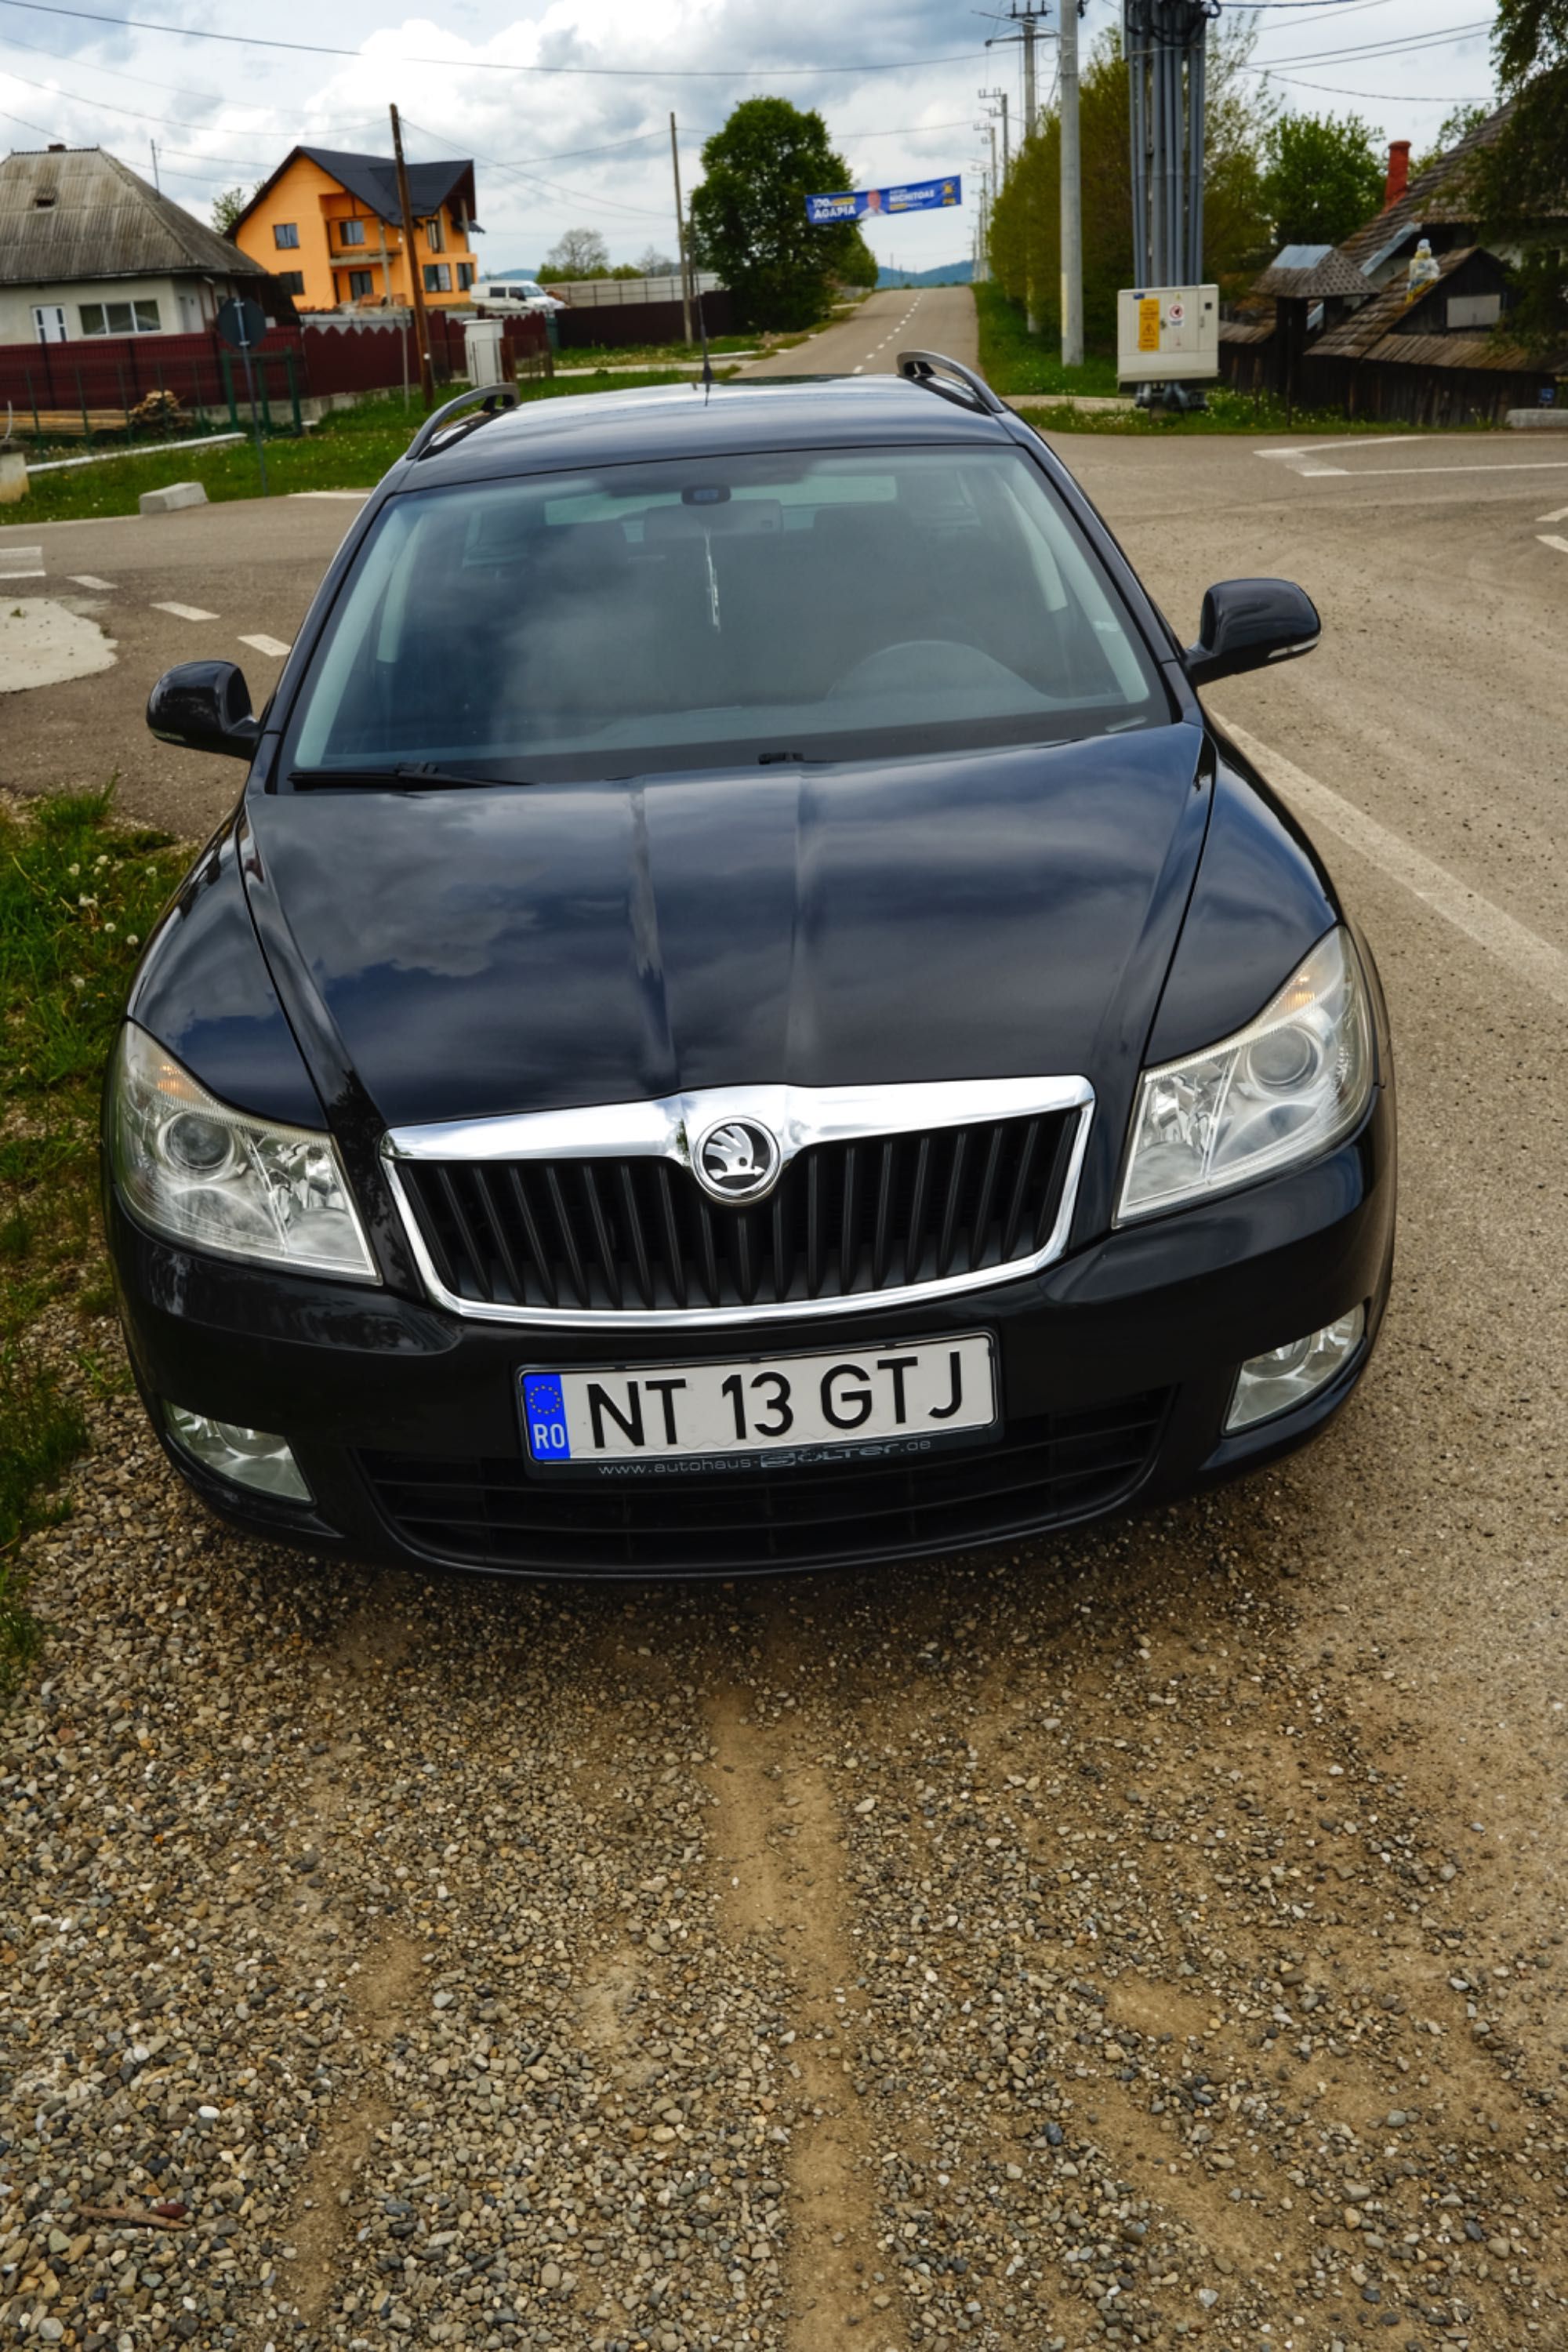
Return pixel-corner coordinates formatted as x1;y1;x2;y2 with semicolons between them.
1261;70;1493;100
1247;18;1493;69
0;0;989;79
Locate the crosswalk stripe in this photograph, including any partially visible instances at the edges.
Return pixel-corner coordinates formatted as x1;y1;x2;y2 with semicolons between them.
69;574;113;590
238;633;292;659
151;601;218;621
0;546;44;579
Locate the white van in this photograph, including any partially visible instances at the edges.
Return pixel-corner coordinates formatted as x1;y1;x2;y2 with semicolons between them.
472;280;567;314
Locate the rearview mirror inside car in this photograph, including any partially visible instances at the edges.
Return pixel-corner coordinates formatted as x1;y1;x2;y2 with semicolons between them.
147;660;260;760
1184;578;1321;689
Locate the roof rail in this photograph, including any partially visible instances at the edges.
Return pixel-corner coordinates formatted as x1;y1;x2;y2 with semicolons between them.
405;386;519;463
896;350;1007;416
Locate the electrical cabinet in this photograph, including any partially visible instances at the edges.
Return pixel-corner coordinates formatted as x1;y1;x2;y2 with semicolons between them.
1116;285;1219;383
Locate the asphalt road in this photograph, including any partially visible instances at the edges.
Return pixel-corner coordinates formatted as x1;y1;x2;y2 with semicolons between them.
739;285;978;380
5;347;1568;2350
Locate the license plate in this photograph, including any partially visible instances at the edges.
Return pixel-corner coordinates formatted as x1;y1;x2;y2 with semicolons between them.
519;1331;997;1475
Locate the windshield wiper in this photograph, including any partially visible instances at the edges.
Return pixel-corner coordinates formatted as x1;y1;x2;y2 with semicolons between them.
288;765;536;790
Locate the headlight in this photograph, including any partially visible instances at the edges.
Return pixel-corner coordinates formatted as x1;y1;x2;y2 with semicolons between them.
108;1022;379;1281
1117;927;1374;1221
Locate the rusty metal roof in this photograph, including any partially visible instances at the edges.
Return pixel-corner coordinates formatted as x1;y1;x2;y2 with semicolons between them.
0;146;266;286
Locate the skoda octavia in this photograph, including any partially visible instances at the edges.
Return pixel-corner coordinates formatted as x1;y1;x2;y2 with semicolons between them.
107;354;1395;1576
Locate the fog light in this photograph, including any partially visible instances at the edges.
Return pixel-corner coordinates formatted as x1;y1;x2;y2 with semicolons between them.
165;1404;312;1501
1225;1306;1366;1432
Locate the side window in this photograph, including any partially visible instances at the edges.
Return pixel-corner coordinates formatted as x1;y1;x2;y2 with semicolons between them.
423;263;452;293
78;303;107;336
425;215;445;253
339;218;365;248
456;263;475;291
273;222;300;250
276;270;306;296
347;270;374;299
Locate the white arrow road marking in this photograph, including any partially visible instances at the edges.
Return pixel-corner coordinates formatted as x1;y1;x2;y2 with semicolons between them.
69;574;113;590
151;601;218;620
238;633;291;658
0;546;44;578
1538;504;1568;522
1537;534;1568;557
1214;716;1568;1013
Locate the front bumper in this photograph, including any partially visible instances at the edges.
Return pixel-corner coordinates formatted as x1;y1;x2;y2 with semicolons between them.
108;1087;1395;1578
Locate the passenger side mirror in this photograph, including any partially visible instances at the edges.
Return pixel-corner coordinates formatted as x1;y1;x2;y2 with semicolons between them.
146;660;260;760
1183;579;1320;688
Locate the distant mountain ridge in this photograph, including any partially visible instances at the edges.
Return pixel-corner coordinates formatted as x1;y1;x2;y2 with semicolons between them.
877;261;972;288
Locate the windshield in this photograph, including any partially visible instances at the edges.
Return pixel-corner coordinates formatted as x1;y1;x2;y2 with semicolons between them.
284;445;1168;784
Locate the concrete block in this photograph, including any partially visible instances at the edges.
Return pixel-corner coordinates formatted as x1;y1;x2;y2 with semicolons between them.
139;479;209;515
1505;408;1568;430
0;447;27;503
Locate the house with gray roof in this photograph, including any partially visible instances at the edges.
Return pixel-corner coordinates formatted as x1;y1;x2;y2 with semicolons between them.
0;145;268;347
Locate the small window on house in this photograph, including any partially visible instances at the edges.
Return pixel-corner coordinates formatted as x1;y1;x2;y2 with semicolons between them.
274;221;300;249
132;299;161;332
81;299;159;336
33;190;56;209
276;270;306;296
424;215;445;252
423;263;452;293
79;303;107;336
456;262;474;291
339;218;366;247
347;269;375;299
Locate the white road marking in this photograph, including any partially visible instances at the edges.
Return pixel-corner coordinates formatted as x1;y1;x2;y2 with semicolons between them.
1537;534;1568;557
852;365;864;374
1214;716;1568;1013
1298;466;1348;476
151;601;218;621
68;574;113;590
238;633;291;658
0;546;44;579
1538;503;1568;522
1318;460;1568;480
289;489;370;500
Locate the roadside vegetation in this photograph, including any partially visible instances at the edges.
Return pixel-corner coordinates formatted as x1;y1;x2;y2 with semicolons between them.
0;789;190;1689
11;369;724;525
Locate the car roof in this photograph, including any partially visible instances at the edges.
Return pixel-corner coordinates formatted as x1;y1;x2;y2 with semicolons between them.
395;375;1018;490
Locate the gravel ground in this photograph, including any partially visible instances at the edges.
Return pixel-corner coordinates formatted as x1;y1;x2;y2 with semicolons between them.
3;1305;1566;2352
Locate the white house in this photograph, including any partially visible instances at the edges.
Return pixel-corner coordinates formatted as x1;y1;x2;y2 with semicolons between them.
0;145;269;345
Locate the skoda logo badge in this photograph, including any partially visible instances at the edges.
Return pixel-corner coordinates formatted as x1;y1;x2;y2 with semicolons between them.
693;1117;782;1205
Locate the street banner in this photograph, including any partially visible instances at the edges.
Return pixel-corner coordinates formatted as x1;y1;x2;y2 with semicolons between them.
806;178;960;224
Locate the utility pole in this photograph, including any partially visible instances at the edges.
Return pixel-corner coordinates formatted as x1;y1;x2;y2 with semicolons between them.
986;5;1051;330
389;103;435;411
980;88;1010;180
148;138;159;192
669;113;693;348
1059;0;1083;368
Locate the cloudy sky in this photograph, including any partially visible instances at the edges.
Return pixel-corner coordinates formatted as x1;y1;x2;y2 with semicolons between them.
0;0;1503;274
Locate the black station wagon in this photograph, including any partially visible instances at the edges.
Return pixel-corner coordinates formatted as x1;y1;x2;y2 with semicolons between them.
107;354;1395;1575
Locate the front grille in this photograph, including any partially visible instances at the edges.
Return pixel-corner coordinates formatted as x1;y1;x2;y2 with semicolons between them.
395;1110;1081;1317
358;1390;1169;1574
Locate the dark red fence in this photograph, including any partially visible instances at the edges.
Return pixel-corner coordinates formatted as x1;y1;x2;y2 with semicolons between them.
555;292;736;350
0;307;550;433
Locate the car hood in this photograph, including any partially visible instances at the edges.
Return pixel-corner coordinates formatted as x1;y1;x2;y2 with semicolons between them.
244;726;1209;1132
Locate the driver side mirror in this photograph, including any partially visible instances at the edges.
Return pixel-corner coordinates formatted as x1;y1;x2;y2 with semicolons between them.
1183;579;1320;689
147;660;260;760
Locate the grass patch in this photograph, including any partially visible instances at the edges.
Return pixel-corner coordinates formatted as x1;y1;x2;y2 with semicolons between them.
0;788;191;1686
15;370;713;525
974;285;1121;399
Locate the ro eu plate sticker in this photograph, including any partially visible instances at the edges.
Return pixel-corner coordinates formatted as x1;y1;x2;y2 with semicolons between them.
522;1373;572;1461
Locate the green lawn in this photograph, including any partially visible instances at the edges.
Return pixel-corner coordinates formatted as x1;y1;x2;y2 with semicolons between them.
13;371;710;525
0;790;191;1690
974;284;1123;399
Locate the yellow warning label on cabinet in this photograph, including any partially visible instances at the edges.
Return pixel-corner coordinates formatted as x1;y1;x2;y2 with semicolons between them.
1137;296;1161;352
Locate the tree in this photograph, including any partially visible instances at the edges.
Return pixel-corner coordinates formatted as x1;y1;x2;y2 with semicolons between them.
689;96;876;331
988;21;1272;356
212;186;253;238
541;227;610;279
1472;1;1568;350
1261;112;1385;249
634;243;679;276
1411;103;1489;178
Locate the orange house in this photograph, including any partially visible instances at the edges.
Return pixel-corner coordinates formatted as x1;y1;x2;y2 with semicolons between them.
234;147;481;311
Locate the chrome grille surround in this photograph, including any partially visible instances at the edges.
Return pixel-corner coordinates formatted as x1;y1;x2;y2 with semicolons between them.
381;1076;1094;1328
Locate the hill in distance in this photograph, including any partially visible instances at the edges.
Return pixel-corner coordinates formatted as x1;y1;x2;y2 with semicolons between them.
877;261;973;288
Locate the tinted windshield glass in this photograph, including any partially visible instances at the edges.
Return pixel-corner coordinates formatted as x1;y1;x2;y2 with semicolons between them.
285;446;1167;782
